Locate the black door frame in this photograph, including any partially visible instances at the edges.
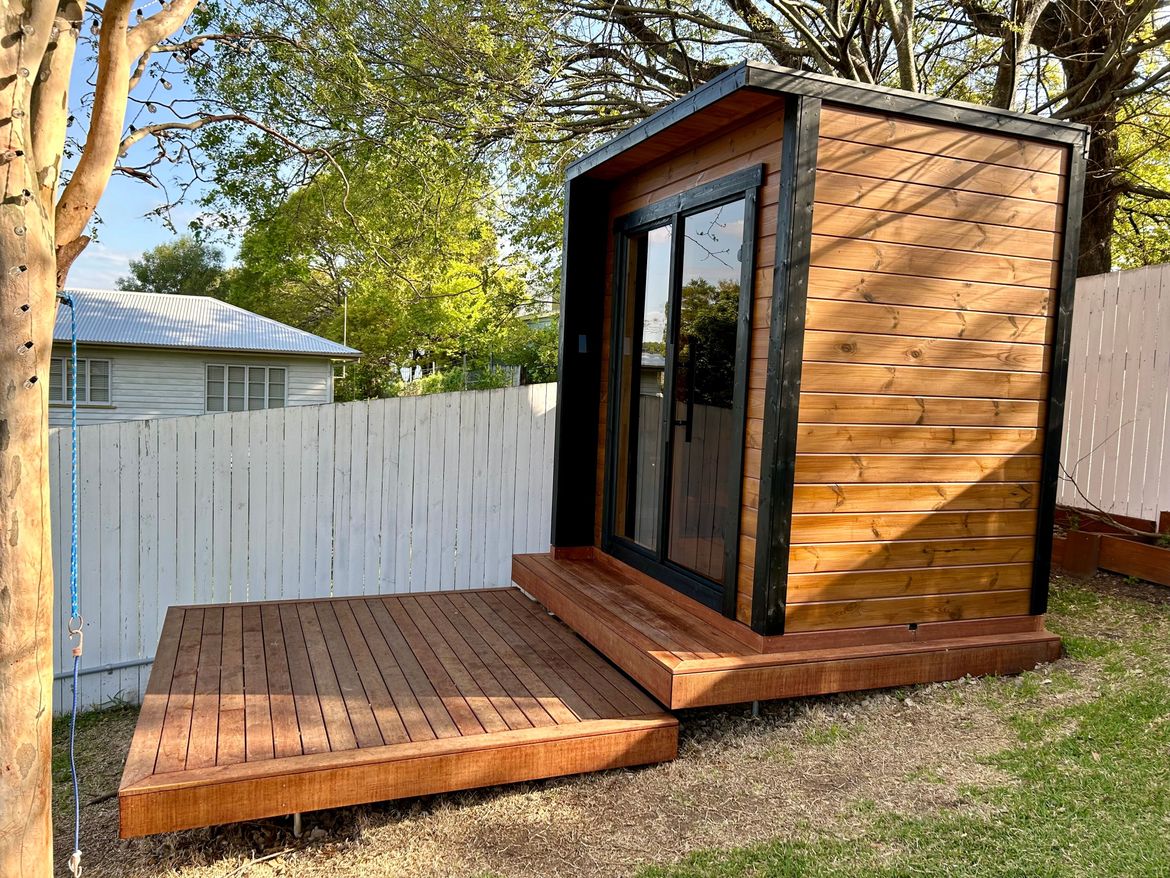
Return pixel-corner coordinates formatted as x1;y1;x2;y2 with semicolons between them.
601;164;763;616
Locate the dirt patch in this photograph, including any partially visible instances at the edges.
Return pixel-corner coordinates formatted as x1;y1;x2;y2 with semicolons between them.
54;573;1170;878
1084;571;1170;607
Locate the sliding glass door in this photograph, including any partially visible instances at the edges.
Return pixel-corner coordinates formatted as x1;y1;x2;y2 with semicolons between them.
606;168;759;611
667;200;746;584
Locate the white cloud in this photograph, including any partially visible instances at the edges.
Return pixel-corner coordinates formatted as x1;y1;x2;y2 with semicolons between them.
66;242;137;290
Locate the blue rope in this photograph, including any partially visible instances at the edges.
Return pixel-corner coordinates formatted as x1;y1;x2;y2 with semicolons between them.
59;294;83;875
66;296;78;618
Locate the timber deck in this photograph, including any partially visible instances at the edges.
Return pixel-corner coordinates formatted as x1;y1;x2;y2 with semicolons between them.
513;551;1062;709
118;588;677;837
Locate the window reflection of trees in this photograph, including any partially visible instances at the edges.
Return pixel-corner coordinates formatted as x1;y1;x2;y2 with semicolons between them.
677;277;740;409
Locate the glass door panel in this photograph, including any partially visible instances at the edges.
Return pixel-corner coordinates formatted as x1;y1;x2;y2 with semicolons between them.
613;223;673;551
666;200;745;584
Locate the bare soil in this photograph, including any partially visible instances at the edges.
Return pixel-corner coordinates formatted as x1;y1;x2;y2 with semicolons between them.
53;572;1169;878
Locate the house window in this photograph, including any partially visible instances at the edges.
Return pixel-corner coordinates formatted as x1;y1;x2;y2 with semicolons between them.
49;358;111;404
206;365;286;412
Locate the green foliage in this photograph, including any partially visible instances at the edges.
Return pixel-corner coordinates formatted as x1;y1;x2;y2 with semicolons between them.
189;0;573;399
1114;97;1170;268
403;365;515;397
678;278;739;408
117;235;227;297
223;153;556;400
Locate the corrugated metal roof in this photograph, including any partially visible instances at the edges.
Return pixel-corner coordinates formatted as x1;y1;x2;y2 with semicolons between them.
54;289;360;358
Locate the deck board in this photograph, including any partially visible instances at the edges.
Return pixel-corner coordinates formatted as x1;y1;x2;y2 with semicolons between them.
513;552;1062;709
241;604;275;762
119;588;677;837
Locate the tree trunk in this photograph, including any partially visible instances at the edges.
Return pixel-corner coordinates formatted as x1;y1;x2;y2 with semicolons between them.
1;2;59;871
1078;124;1117;276
0;180;58;877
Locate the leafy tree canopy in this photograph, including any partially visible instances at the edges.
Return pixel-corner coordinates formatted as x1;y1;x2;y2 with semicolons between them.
222;150;554;399
117;235;228;298
187;0;1170;276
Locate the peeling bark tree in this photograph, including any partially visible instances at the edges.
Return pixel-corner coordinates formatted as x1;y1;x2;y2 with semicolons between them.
0;1;204;873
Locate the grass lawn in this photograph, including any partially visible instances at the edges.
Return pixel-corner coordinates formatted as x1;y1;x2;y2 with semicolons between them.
54;573;1170;877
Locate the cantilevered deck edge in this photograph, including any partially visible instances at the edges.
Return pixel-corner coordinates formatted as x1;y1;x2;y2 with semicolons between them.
514;553;1061;709
120;713;677;837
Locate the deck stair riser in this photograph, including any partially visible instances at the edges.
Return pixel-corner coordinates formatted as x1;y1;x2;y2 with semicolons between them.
513;553;1060;709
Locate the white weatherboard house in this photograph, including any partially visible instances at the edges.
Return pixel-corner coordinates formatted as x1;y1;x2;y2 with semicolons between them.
50;288;360;428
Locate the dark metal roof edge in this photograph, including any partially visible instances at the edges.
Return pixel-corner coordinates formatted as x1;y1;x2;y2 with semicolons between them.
565;63;750;180
50;338;361;360
567;61;1090;181
744;63;1089;143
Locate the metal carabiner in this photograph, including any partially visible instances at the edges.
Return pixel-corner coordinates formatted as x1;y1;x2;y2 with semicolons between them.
68;614;84;657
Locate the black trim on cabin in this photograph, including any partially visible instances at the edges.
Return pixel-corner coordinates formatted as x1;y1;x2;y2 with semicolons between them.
550;175;611;548
1031;133;1089;615
601;166;764;617
613;165;766;231
657;210;685;581
750;94;821;637
742;65;1086;146
567;62;1088;181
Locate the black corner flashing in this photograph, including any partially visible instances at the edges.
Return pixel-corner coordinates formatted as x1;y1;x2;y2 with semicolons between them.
751;94;821;637
550;175;610;548
1031;133;1089;614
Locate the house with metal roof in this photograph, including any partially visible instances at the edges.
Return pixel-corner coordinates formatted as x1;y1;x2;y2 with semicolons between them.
50;288;360;428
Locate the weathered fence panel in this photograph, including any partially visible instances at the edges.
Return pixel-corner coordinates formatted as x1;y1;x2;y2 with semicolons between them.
1059;265;1170;523
49;383;557;711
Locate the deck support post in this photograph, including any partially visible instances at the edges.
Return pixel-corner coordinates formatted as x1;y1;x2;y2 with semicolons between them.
751;701;761;718
292;812;302;838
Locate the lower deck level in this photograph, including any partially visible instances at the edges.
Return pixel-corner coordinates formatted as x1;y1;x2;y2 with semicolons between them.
513;550;1061;709
117;588;677;837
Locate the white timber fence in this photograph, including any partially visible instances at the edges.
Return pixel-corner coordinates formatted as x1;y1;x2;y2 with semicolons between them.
1058;264;1170;524
49;383;557;712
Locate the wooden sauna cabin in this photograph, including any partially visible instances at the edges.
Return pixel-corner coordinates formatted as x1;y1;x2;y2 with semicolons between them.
513;62;1088;710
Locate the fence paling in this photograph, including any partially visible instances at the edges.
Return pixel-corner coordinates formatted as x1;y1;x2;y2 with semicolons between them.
1058;265;1170;525
49;383;557;712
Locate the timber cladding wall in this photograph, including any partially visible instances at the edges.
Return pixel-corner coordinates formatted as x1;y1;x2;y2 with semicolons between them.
594;97;785;622
782;104;1068;633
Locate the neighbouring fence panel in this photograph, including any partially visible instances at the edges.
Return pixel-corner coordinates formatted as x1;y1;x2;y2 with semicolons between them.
49;383;557;712
1058;265;1170;524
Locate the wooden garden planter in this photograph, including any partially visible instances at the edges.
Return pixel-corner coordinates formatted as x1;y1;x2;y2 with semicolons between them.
1053;506;1170;586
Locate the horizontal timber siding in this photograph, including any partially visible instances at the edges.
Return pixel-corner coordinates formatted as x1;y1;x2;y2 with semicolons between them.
785;104;1068;632
592;96;785;628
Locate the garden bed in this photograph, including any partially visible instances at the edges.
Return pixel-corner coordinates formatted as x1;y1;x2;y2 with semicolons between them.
1052;506;1170;587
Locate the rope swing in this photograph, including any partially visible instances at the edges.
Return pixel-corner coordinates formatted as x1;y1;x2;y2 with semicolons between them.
57;292;84;878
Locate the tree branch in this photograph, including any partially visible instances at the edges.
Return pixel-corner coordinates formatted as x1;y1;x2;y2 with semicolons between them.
30;2;82;215
54;0;135;244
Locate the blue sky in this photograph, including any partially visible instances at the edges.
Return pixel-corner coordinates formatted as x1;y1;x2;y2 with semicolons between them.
65;30;228;290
